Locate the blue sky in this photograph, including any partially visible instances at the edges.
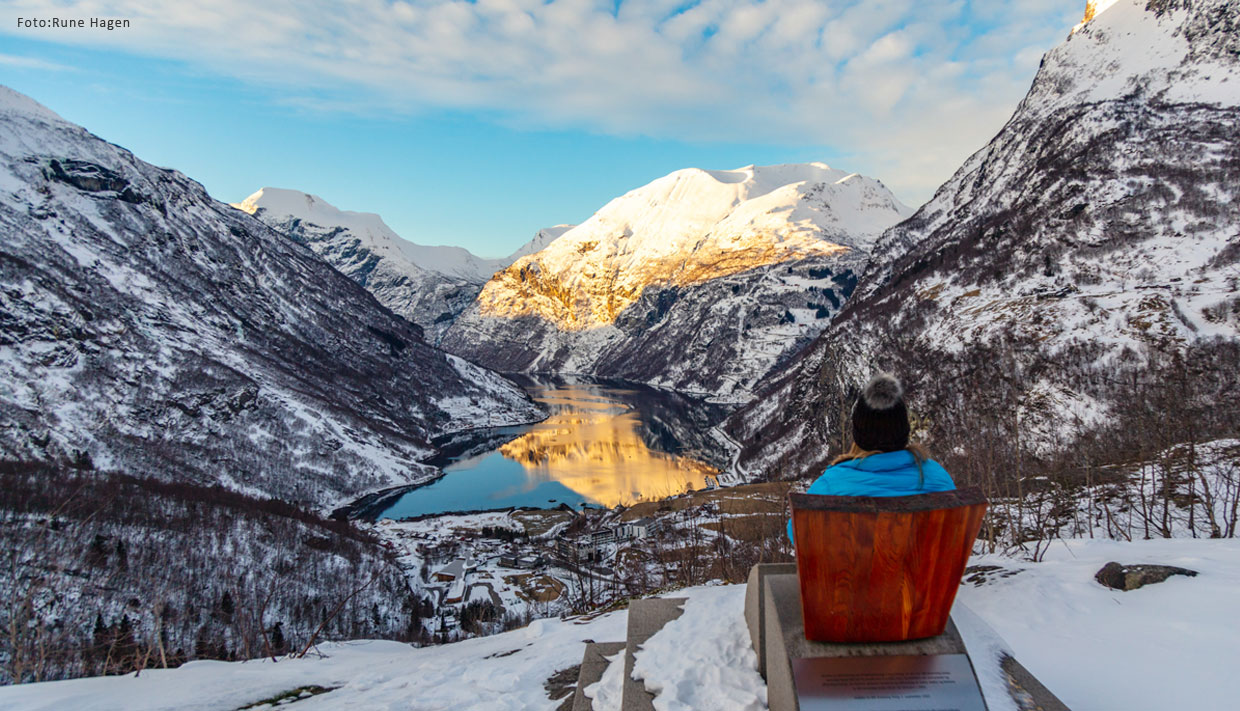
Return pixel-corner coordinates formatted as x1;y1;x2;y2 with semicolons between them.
2;0;1082;257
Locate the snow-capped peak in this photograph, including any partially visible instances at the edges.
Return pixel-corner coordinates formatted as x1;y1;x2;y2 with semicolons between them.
535;161;909;270
235;187;578;340
234;187;416;257
464;161;910;334
507;224;574;262
0;85;70;125
233;187;340;225
1076;0;1122;31
1047;0;1240;111
233;187;504;283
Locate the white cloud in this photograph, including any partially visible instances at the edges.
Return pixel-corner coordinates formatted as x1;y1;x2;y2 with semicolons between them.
0;53;76;71
2;0;1084;203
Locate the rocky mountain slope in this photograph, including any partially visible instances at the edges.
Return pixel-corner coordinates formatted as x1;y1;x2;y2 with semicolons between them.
0;86;542;506
727;0;1240;481
442;163;912;400
235;188;573;342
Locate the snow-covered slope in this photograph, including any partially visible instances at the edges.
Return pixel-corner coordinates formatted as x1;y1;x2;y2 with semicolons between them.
236;188;498;341
236;189;576;342
0;85;541;505
443;163;912;400
5;538;1239;710
507;224;574;261
235;187;509;282
728;0;1240;479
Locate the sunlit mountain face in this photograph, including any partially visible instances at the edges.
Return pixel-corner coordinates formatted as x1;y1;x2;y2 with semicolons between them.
498;384;720;508
478;238;848;331
470;164;905;331
441;163;912;399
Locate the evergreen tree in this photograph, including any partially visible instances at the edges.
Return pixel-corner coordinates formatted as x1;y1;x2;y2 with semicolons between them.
194;624;211;659
114;539;128;572
270;622;285;653
87;534;109;568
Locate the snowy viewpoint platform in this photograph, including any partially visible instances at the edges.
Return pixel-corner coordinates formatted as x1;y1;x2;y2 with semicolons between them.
745;485;1070;710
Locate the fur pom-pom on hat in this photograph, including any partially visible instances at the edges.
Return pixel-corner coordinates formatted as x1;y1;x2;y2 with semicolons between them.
861;373;903;410
852;373;910;453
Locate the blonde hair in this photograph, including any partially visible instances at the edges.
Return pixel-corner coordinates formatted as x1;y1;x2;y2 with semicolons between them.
830;442;881;466
831;442;933;486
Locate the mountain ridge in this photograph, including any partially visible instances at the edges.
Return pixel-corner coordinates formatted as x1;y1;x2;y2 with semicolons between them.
236;187;572;342
442;161;912;400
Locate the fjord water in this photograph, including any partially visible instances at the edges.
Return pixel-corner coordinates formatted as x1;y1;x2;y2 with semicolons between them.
376;379;726;519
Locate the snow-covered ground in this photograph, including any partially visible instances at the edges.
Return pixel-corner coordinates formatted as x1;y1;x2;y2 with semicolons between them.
958;538;1240;711
3;537;1236;710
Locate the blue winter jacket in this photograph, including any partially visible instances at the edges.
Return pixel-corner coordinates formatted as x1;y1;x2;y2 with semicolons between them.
786;450;956;544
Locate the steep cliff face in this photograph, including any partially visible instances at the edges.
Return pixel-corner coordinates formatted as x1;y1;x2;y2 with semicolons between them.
442;163;911;400
235;188;565;343
728;0;1240;480
0;87;541;506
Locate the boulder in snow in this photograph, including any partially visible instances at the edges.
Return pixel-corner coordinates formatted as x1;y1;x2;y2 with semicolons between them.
1094;562;1198;591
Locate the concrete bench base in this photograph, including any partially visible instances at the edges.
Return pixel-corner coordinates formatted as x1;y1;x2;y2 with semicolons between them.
744;561;797;679
621;597;686;711
571;641;626;711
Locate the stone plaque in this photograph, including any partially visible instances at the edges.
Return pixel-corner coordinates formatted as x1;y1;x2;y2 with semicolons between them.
792;654;987;711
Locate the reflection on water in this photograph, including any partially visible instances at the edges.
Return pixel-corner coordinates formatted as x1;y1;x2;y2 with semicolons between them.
377;380;721;519
499;387;719;507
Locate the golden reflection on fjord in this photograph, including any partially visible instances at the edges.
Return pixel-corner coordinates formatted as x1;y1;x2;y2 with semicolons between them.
498;385;718;508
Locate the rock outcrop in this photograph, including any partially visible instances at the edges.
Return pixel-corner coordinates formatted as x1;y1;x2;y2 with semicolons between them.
1095;562;1198;591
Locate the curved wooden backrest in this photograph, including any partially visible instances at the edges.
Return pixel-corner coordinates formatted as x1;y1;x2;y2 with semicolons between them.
789;487;987;643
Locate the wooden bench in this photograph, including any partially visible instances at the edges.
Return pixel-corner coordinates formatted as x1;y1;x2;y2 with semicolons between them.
789;486;987;643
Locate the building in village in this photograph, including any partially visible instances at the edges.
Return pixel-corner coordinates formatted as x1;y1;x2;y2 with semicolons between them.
553;518;665;563
499;553;544;569
554;532;613;562
432;557;476;606
620;517;662;540
419;541;460;568
433;558;467;582
553;536;594;561
443;575;467;605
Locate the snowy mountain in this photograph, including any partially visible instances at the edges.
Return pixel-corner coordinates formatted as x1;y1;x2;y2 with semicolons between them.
235;187;511;282
727;0;1240;480
235;189;574;342
0;85;542;506
442;163;912;400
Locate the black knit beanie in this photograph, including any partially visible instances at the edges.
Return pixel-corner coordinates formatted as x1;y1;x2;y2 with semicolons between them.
851;373;910;452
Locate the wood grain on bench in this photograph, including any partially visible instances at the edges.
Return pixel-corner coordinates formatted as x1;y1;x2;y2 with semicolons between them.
790;487;987;643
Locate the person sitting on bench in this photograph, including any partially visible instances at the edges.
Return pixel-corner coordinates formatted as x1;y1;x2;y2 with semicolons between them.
787;372;955;544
